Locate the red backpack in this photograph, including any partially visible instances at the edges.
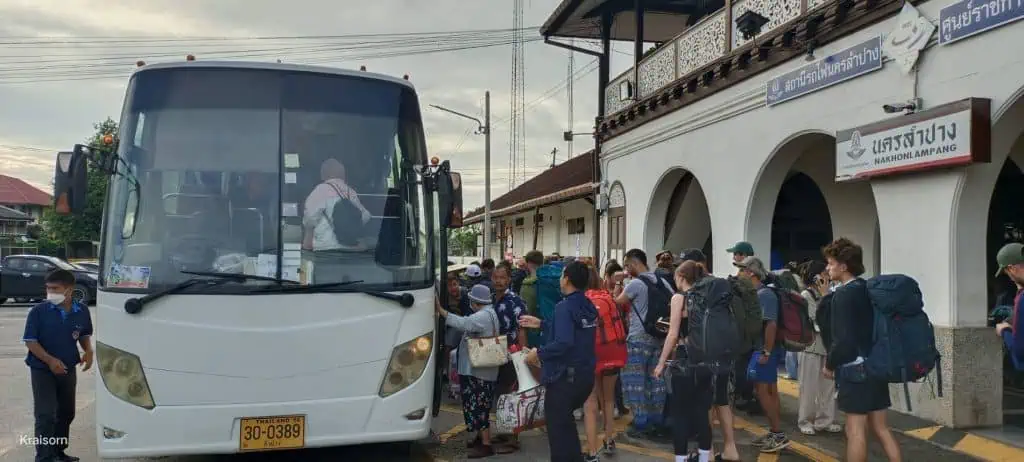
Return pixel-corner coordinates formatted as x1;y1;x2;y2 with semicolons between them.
586;289;626;346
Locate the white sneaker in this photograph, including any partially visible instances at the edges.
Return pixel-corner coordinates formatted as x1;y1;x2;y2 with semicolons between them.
799;424;816;435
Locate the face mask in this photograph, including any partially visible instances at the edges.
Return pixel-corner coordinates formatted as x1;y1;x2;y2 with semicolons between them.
46;292;66;304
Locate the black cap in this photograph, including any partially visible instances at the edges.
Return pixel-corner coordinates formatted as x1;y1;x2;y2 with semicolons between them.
679;248;706;263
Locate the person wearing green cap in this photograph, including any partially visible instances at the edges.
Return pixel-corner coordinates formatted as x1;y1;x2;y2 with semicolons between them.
994;242;1024;368
727;241;755;265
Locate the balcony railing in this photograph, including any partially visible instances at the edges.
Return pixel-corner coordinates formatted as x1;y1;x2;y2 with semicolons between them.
604;0;827;117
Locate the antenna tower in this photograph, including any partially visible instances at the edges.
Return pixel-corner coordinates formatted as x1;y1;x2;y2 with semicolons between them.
508;0;527;189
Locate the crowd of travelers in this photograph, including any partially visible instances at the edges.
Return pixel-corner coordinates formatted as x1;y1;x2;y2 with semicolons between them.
429;233;998;462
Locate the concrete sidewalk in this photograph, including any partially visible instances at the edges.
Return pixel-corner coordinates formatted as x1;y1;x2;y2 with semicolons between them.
775;377;1024;461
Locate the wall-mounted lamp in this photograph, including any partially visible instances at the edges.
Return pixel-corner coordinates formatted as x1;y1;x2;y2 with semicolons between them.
735;10;770;41
805;40;818;62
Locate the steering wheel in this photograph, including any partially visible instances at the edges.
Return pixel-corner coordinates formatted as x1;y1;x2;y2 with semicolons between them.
166;233;222;272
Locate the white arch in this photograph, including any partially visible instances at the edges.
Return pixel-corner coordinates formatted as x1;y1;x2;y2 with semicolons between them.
747;130;880;273
643;167;713;262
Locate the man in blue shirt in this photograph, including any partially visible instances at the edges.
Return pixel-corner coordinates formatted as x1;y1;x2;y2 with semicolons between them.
521;260;597;462
490;261;527;454
734;256;790;453
22;269;93;462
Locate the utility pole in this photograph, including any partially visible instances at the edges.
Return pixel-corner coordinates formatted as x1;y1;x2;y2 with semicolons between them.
429;92;492;259
484;91;491;259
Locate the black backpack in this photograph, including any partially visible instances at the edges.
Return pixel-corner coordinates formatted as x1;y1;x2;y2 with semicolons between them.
323;183;365;246
685;277;743;374
635;273;673;339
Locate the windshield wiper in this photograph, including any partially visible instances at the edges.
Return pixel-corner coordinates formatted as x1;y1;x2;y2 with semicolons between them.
123;271;299;314
180;270;301;285
250;280;415;308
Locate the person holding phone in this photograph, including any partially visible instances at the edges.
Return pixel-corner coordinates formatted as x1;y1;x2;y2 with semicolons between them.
795;261;841;435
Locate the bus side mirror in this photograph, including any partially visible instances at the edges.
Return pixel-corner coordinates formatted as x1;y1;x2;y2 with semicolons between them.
53;150;88;215
438;170;463;229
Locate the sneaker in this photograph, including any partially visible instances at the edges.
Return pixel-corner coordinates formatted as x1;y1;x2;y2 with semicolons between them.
584;454;600;462
817;424;842;433
760;433;791;453
602;439;617;455
798;424;816;435
750;433;772;447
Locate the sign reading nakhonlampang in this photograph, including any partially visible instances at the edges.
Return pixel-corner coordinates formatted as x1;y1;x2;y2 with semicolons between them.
834;98;992;182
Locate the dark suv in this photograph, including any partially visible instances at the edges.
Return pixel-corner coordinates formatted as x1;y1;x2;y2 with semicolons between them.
0;255;98;305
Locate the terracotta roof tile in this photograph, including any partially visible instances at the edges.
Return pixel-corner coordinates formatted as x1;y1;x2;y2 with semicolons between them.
464;150;595;222
0;174;51;206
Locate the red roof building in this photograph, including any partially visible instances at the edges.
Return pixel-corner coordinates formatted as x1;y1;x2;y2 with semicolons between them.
0;174;52;222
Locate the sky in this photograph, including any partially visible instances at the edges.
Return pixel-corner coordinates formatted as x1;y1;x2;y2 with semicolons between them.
0;0;636;211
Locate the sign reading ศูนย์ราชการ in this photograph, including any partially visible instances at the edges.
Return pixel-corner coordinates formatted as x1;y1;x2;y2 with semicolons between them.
834;98;992;182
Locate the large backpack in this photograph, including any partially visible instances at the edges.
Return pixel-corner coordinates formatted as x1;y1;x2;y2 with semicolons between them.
323;183;365;246
863;274;943;412
728;276;763;350
534;263;564;346
685;277;743;374
588;289;627;346
635;273;674;339
772;286;816;352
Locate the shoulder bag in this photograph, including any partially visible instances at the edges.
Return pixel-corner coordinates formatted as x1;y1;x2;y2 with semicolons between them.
467;309;510;368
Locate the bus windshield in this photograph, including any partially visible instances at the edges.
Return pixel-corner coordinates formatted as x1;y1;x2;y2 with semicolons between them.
101;66;434;293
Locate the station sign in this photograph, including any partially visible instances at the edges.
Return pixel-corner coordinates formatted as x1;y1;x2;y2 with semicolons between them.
939;0;1024;45
834;98;992;182
766;36;883;107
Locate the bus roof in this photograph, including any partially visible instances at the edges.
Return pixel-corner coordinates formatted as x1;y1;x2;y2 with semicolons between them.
130;60;416;90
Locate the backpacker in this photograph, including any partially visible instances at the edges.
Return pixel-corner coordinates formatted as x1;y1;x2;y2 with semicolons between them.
684;277;742;374
728;276;763;350
534;263;564;346
863;274;943;412
587;289;628;373
635;273;674;339
772;286;816;352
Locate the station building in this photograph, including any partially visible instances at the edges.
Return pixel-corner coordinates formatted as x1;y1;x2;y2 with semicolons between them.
539;0;1024;429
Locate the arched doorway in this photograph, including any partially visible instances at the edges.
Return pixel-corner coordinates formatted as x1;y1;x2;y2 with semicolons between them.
645;168;713;272
747;131;879;275
987;158;1024;310
771;172;833;269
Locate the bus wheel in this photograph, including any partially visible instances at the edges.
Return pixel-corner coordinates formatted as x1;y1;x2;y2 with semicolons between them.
72;285;89;304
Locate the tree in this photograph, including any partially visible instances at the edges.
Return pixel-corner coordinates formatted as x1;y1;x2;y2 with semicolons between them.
39;118;117;246
448;225;480;256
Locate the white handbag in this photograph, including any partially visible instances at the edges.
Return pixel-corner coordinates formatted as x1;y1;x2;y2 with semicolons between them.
467;309;509;368
494;351;546;435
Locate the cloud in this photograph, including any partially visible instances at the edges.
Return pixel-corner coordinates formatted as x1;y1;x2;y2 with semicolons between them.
0;0;637;211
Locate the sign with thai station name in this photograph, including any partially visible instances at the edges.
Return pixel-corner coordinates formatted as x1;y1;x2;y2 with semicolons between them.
939;0;1024;45
835;98;992;182
766;36;883;107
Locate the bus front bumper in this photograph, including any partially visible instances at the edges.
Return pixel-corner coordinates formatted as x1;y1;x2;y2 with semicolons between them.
94;381;433;458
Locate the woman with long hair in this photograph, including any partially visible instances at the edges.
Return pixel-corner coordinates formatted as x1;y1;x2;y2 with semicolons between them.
795;260;841;435
654;261;715;462
582;264;628;461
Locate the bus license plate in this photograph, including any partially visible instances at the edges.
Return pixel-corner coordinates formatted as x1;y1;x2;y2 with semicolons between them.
239;415;305;452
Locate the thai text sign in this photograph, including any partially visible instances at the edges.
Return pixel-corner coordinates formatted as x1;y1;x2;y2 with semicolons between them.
835;98;992;182
766;36;882;107
939;0;1024;45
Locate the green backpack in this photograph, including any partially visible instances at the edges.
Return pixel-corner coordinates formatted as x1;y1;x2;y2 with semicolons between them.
728;275;763;350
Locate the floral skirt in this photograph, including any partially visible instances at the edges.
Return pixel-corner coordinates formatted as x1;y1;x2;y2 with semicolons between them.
459;375;496;431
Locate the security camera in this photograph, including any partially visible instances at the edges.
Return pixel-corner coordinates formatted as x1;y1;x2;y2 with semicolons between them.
882;98;921;114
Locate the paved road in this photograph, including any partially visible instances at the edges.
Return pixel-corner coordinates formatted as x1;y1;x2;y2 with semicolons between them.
0;303;984;461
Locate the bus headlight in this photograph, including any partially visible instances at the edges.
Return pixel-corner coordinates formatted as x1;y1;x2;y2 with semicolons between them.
97;342;155;409
379;332;432;398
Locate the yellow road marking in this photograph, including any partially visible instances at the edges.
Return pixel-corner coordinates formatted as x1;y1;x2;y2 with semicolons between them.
438;424;466;444
953;433;1024;462
904;425;942;440
733;416;839;462
758;451;780;462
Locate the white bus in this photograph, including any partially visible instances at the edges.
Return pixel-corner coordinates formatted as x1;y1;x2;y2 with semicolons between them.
52;60;463;458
